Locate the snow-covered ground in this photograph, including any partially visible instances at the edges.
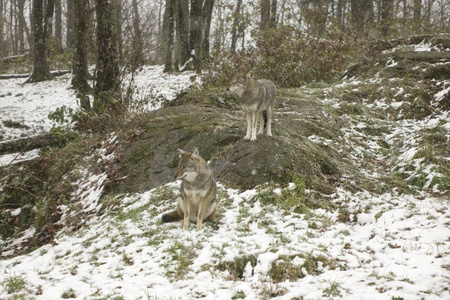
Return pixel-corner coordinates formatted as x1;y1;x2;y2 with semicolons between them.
0;61;449;299
0;66;200;166
0;181;449;299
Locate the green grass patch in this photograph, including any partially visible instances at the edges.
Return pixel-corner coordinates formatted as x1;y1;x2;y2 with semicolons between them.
270;253;337;282
61;288;77;298
165;241;196;279
323;282;344;297
256;176;334;214
216;255;258;280
2;274;27;294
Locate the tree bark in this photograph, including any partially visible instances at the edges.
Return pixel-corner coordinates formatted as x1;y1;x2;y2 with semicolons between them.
189;0;214;74
66;0;75;49
381;0;393;37
17;0;26;53
131;0;144;69
189;0;202;70
162;0;175;72
54;0;63;53
261;0;270;30
270;0;277;27
336;0;344;28
26;0;53;83
94;0;121;112
0;133;68;155
0;0;3;69
176;0;190;65
202;0;214;60
44;0;55;54
413;0;422;30
230;0;242;53
72;0;91;101
350;0;372;33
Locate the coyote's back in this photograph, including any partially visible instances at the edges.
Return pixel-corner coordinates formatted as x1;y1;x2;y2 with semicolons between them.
228;74;276;141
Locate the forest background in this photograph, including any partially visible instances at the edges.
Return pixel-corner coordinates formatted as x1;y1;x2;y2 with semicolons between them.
0;0;449;104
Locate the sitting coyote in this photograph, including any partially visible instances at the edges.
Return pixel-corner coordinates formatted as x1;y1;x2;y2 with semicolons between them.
228;74;277;141
162;148;217;230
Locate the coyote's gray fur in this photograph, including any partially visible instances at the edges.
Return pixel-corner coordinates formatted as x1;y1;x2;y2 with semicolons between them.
228;74;277;141
162;148;217;230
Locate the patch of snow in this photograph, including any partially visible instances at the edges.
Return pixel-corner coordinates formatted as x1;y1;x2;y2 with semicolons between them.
434;84;450;102
0;149;40;167
414;42;432;52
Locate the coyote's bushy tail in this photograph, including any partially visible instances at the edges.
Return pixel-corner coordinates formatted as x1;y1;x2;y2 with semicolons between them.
161;210;183;223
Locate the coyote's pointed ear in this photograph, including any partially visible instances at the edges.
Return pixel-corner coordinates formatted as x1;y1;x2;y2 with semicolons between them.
245;72;254;86
177;149;186;157
192;148;200;159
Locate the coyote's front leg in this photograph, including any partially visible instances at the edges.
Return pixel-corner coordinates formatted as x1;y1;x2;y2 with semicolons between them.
244;112;252;140
257;112;264;135
250;112;259;141
196;207;204;231
182;196;190;230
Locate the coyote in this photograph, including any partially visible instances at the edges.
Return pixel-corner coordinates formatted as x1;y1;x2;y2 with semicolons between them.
228;74;277;141
162;148;217;230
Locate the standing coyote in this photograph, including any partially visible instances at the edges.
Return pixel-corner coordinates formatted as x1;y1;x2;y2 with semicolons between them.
162;148;217;230
228;74;277;141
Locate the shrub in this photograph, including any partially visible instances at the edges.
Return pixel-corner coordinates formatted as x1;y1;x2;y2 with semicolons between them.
206;26;358;87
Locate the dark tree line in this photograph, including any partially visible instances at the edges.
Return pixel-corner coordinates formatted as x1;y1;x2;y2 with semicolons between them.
161;0;215;74
0;0;449;111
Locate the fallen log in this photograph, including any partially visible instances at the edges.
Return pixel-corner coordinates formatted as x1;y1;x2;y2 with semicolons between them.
0;70;71;80
0;133;67;155
2;53;30;63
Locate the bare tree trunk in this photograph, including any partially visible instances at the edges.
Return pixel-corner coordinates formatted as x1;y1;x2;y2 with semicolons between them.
191;0;200;72
131;0;144;69
21;7;31;51
115;0;122;65
280;0;286;24
162;0;175;72
214;4;222;52
72;0;91;99
11;0;17;55
381;0;393;36
0;0;3;69
189;0;214;74
94;0;121;107
313;0;329;37
336;0;344;28
45;0;55;54
413;0;422;30
402;0;407;20
190;0;202;66
26;0;53;83
176;0;190;65
54;0;62;53
157;0;164;62
66;0;75;49
270;0;277;27
423;0;434;29
350;0;371;33
261;0;270;29
231;0;242;53
17;0;25;53
202;0;214;59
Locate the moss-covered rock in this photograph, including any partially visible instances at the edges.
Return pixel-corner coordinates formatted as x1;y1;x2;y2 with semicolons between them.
105;91;349;194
